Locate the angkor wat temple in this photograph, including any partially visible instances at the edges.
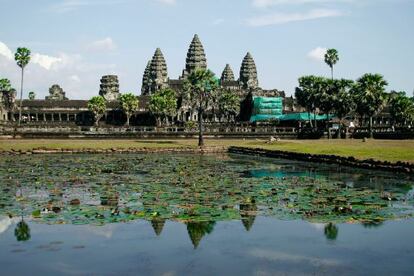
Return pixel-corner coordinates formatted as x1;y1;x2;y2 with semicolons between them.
0;34;290;126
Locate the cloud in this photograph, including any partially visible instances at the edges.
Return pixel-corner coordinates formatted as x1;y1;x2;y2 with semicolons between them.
307;47;327;61
31;53;64;70
0;40;117;100
212;18;224;25
49;0;130;13
155;0;176;5
247;8;342;26
252;0;353;8
86;37;117;52
69;75;81;82
0;42;14;60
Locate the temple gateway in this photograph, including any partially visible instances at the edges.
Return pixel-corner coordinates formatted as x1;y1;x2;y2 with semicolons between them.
1;34;294;126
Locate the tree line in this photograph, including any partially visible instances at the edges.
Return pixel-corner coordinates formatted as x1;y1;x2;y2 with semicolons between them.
295;48;414;138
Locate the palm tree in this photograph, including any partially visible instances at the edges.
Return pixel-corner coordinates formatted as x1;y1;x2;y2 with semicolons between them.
389;91;414;127
182;69;219;147
15;47;31;126
352;73;388;138
119;93;140;127
324;49;339;80
218;90;240;122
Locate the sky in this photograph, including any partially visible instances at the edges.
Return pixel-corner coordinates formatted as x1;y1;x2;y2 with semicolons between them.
0;0;413;99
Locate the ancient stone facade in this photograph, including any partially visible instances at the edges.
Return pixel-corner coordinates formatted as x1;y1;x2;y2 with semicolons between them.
0;89;16;121
46;84;68;101
239;52;258;90
99;75;120;101
140;34;284;122
221;64;235;82
181;34;207;79
142;48;169;96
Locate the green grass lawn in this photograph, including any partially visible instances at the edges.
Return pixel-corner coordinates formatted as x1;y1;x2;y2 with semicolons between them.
0;138;413;163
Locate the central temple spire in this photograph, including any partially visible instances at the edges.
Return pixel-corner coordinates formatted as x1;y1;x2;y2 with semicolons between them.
141;48;168;95
181;34;207;79
239;52;258;89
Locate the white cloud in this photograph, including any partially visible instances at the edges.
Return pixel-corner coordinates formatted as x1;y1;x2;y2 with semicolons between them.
307;47;327;61
212;18;224;25
31;53;64;70
155;0;176;5
49;0;130;13
0;40;117;100
0;42;13;60
247;8;342;26
86;37;117;52
69;75;81;82
252;0;353;8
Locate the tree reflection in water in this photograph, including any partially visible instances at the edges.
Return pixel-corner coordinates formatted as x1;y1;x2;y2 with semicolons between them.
15;219;31;242
324;223;338;240
186;221;216;249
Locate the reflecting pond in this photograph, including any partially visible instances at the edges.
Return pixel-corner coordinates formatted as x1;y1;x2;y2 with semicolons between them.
0;153;413;275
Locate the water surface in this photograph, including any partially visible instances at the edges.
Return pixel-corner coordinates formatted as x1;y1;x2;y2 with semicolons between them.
0;153;413;275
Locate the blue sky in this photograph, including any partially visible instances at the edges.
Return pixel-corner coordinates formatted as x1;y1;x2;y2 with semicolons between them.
0;0;413;99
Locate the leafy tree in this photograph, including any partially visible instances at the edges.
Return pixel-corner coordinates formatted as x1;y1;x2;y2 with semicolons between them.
0;78;16;111
182;69;219;147
119;93;139;126
28;91;36;100
14;219;31;241
324;48;339;80
352;73;388;138
389;91;414;126
295;75;324;127
149;88;177;127
332;79;355;138
87;96;107;126
218;90;240;122
15;47;31;126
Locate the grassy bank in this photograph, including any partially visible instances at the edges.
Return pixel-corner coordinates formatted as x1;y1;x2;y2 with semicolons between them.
0;138;413;163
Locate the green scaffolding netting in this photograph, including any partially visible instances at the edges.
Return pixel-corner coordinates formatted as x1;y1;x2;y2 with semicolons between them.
250;113;331;123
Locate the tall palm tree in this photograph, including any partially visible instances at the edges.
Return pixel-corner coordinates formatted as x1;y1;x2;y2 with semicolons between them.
324;49;339;80
14;47;31;126
352;73;388;138
182;69;219;147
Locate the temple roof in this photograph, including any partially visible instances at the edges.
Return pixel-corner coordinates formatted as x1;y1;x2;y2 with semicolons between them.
182;34;207;78
150;48;168;81
141;61;151;95
239;52;258;89
221;64;235;82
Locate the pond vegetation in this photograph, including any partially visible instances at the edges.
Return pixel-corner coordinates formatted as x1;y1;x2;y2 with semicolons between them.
0;154;413;246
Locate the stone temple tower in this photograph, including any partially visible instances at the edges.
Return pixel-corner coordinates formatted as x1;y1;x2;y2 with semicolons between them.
141;61;151;95
99;75;120;101
181;34;207;79
149;48;168;93
141;48;168;95
221;64;235;82
239;52;258;90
